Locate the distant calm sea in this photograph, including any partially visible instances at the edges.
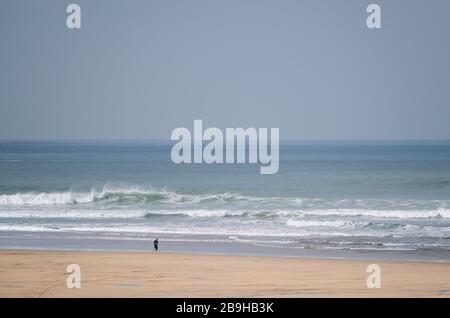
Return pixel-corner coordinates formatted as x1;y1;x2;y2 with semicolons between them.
0;141;449;253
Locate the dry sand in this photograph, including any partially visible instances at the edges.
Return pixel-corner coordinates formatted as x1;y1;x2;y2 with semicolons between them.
0;250;449;297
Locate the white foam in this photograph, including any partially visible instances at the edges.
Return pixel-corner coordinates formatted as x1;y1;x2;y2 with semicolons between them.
301;208;450;219
0;186;259;206
183;209;242;217
0;209;148;219
0;208;248;219
0;192;81;205
286;219;369;228
0;221;448;239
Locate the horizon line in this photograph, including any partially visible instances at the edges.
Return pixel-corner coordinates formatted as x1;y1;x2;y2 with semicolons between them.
1;138;450;143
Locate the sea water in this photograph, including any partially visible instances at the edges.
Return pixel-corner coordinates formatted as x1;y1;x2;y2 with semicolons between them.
0;140;449;254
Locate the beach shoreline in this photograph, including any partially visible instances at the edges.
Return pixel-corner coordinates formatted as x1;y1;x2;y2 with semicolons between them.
1;230;449;263
1;249;449;298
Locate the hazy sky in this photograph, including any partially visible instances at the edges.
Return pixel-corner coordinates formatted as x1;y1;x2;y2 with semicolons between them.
1;0;450;140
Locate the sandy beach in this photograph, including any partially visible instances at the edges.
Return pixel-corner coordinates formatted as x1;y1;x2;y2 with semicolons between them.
0;250;449;298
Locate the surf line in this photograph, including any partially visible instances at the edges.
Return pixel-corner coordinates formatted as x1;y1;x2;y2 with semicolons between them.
170;120;279;174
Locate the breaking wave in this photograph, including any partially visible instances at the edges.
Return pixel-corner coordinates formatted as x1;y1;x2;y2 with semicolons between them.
0;186;286;206
0;185;450;220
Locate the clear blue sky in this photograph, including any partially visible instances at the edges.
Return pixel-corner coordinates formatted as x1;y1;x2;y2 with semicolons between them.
1;0;449;140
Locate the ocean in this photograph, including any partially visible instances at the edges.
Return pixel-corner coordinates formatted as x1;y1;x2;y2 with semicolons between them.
0;141;449;259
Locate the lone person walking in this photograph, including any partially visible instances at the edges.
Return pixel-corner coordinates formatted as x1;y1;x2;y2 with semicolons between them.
153;237;159;252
